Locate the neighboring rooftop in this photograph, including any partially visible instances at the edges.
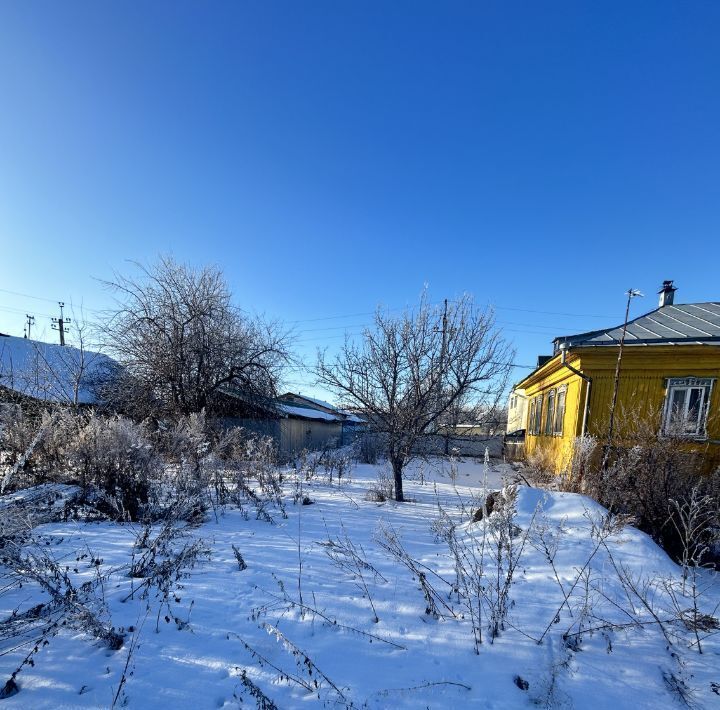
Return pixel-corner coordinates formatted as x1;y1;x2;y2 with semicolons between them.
554;302;720;351
282;393;337;411
339;410;365;424
278;392;340;415
275;402;344;422
0;335;115;404
276;392;366;423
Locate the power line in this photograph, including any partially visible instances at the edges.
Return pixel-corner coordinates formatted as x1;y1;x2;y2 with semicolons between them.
292;324;564;345
288;301;615;325
1;286;615;327
0;287;61;304
1;301;573;349
0;304;57;319
289;309;381;324
0;301;589;344
294;317;577;336
295;322;370;334
493;304;613;319
283;358;536;372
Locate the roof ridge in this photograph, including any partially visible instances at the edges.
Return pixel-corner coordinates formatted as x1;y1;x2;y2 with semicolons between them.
553;301;720;349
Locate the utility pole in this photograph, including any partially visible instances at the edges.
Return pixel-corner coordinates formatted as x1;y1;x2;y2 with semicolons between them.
602;288;643;470
24;314;35;339
439;299;450;454
51;301;71;346
440;298;448;366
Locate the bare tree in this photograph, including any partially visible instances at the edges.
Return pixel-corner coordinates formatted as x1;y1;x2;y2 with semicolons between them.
316;294;513;501
101;257;290;417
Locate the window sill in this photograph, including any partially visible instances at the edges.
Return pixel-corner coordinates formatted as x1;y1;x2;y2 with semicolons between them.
660;434;708;442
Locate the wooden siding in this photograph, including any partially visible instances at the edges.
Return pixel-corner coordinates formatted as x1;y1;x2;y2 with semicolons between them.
516;344;720;474
279;418;342;455
520;355;584;472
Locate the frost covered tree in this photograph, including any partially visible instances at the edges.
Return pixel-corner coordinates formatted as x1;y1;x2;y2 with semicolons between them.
102;257;290;417
316;295;513;501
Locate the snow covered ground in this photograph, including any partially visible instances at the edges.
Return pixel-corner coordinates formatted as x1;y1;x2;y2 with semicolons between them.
1;457;718;709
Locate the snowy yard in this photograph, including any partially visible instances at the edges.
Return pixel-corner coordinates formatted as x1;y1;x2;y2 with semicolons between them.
1;457;719;709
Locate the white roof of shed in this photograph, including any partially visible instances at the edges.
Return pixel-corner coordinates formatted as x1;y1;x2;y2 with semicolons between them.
275;403;343;422
0;335;115;405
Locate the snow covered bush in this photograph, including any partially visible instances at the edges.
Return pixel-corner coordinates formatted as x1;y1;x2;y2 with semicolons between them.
119;412;288;522
435;484;533;650
201;431;286;521
0;406;41;493
582;409;720;564
68;413;162;521
238;434;285;518
365;466;394;502
292;448;321;482
320;447;352;484
0;407;82;492
524;442;557;487
0;405;35;467
163;411;215;510
565;434;598;491
353;432;382;465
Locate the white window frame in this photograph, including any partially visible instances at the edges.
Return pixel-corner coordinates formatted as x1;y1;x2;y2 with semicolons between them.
544;389;556;436
529;394;543;435
553;385;567;436
662;377;715;438
528;398;536;434
534;394;544;435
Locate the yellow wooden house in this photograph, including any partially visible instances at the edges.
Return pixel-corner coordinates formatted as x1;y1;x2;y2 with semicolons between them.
512;282;720;474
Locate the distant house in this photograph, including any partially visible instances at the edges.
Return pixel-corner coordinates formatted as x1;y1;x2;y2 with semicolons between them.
221;392;365;457
276;393;365;451
0;334;116;410
506;389;527;433
510;281;720;474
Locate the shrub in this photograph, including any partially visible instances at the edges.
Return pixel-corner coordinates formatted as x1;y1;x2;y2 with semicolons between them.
0;407;83;492
524;443;557;488
321;448;352;484
0;405;36;467
68;414;161;521
564;435;599;492
353;432;381;465
365;467;394;502
580;408;720;564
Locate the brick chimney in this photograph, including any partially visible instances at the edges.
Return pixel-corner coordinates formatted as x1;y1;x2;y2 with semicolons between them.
658;280;677;308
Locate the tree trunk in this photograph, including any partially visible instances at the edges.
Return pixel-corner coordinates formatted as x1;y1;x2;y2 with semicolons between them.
391;457;404;502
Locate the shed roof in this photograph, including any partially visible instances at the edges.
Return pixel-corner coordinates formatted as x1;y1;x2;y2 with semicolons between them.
0;335;116;404
277;392;366;423
275;403;344;422
279;392;338;413
554;302;720;350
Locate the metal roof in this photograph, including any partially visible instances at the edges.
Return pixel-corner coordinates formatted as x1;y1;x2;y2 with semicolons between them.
554;302;720;349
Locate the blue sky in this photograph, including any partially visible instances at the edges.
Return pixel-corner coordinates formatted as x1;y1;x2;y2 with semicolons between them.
1;1;719;399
